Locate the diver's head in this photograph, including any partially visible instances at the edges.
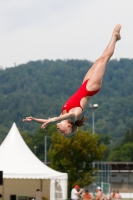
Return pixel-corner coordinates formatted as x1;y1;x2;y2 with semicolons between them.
56;120;78;138
56;116;87;138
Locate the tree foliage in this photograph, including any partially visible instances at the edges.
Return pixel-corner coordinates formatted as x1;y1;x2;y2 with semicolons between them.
122;126;133;145
0;58;133;146
97;134;112;160
20;124;56;161
107;143;133;162
48;129;106;196
107;126;133;161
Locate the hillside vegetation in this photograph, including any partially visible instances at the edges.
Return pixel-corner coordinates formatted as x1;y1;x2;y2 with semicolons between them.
0;58;133;144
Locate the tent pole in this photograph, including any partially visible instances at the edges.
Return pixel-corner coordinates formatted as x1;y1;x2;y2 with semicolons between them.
40;179;42;191
2;179;4;200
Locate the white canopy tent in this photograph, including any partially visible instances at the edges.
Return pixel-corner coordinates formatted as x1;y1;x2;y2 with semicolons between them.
0;123;68;200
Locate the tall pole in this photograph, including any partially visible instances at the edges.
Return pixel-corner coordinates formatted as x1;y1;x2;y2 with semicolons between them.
92;110;94;136
44;136;52;165
34;146;37;155
92;109;95;195
45;136;47;164
89;104;98;196
89;104;98;136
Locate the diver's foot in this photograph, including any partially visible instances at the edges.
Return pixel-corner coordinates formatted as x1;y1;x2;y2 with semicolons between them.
113;24;122;41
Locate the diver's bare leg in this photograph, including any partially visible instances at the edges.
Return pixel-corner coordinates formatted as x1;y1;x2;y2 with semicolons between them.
83;24;121;91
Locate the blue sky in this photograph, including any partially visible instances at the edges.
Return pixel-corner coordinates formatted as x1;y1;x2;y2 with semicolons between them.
0;0;133;68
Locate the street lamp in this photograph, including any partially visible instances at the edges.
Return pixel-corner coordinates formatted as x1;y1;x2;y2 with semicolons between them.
89;104;98;135
89;103;98;195
34;145;37;155
44;136;52;165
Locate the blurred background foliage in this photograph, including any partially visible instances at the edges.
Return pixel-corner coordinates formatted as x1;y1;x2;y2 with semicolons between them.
0;58;133;162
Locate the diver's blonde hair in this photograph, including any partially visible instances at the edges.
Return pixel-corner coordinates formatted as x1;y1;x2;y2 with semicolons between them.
65;116;87;138
71;116;88;134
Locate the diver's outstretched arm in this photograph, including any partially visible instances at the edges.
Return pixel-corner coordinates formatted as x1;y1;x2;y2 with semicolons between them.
23;113;76;128
23;116;48;124
41;112;76;129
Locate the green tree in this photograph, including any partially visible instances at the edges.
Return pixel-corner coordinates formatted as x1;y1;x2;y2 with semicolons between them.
98;134;111;146
1;58;133;145
122;126;133;145
98;134;112;160
48;130;106;197
20;124;56;161
107;143;133;161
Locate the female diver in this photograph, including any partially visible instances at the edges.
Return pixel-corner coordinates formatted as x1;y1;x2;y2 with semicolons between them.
23;24;122;138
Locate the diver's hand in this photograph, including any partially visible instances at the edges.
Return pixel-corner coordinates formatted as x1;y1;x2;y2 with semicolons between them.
23;116;34;122
41;118;51;129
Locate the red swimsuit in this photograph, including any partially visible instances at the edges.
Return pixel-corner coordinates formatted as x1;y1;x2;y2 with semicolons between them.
62;79;100;113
